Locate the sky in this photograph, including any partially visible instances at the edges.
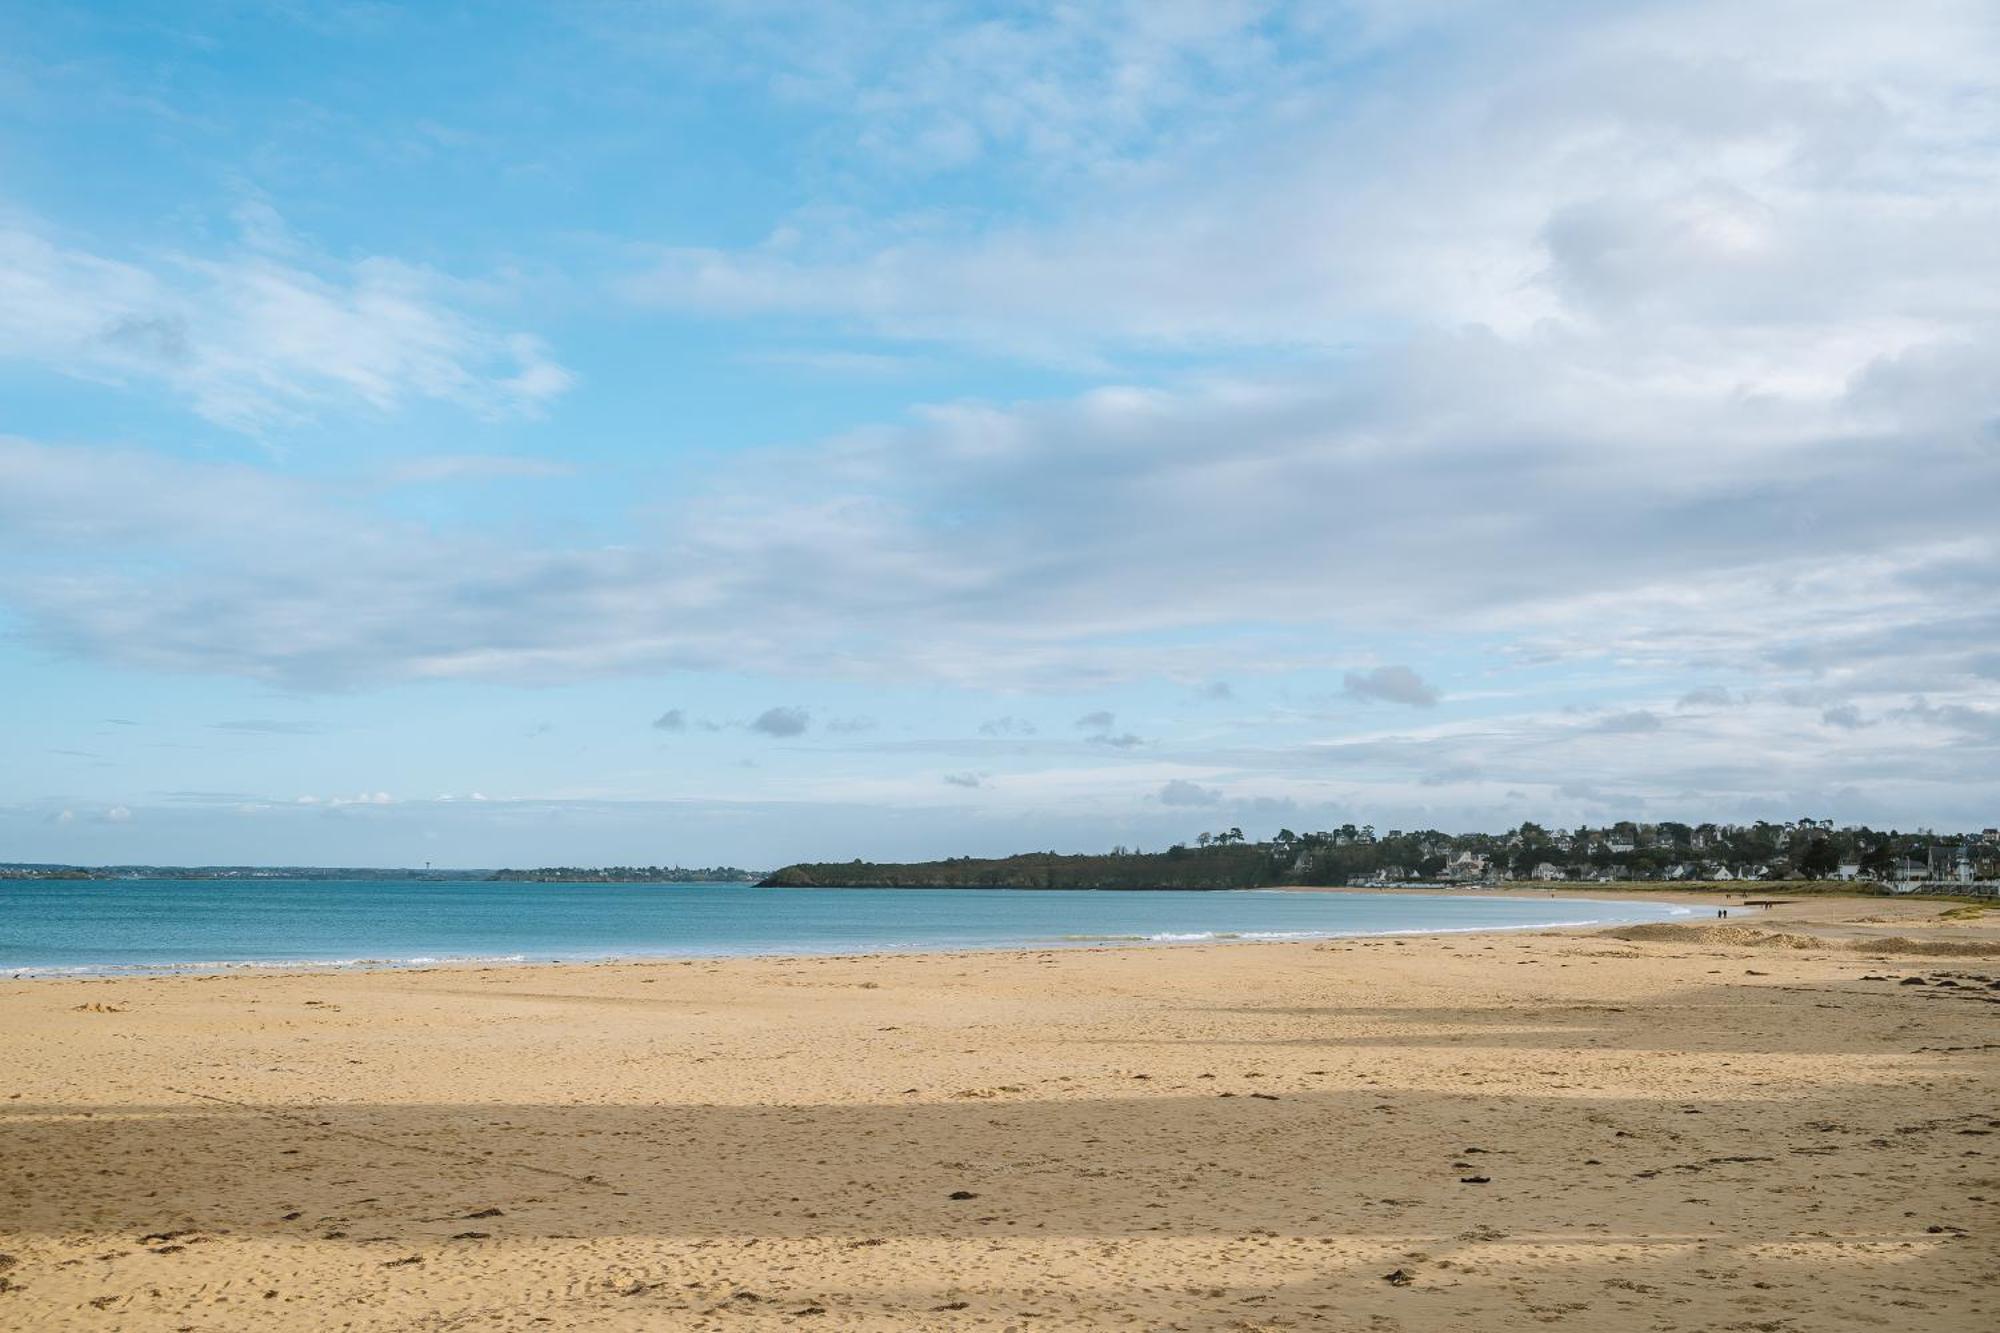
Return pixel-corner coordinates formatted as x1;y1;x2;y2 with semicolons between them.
2;0;1996;868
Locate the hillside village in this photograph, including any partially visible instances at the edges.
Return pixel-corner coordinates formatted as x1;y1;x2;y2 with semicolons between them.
766;818;2000;893
1221;818;2000;890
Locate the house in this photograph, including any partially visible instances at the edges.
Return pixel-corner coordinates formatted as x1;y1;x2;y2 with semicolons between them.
1531;862;1566;881
1832;863;1863;881
1605;838;1636;855
1440;851;1489;881
1929;844;1975;883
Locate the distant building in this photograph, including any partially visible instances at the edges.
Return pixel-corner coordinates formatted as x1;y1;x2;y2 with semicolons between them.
1928;844;1975;883
1440;851;1489;883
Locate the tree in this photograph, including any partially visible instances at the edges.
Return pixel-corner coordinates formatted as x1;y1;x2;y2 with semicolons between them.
1798;838;1839;879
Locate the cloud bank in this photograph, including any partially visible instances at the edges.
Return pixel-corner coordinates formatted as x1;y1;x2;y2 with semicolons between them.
1;0;1995;845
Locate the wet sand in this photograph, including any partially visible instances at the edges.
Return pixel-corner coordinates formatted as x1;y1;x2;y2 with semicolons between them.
2;892;1995;1329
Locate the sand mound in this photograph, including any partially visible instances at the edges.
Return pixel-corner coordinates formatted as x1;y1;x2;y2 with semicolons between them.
1841;935;2000;957
1600;923;2000;956
1605;924;1824;949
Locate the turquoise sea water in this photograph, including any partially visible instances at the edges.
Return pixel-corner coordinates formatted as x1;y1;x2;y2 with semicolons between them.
0;879;1690;977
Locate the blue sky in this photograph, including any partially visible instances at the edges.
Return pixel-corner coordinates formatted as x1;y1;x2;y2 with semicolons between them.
3;0;1996;866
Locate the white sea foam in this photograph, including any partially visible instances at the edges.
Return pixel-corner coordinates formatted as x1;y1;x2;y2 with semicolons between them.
1045;916;1641;948
4;953;531;980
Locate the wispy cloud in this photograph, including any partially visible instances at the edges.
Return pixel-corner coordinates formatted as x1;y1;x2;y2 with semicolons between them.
1677;686;1737;710
0;210;571;430
1586;710;1664;735
597;0;1310;180
3;0;1998;847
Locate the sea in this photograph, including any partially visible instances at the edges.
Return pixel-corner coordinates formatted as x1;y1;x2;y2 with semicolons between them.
0;878;1692;978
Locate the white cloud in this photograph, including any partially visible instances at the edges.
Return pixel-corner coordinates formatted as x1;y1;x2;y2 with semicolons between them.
0;213;571;429
0;0;1995;829
627;0;2000;377
306;792;394;808
598;0;1313;179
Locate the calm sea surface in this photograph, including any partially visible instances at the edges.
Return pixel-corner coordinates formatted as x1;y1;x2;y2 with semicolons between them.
0;879;1690;976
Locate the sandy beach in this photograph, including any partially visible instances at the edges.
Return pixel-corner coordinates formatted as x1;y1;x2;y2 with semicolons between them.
2;891;1995;1330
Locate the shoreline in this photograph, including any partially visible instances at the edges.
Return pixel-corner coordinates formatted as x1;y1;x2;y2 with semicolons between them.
0;887;1700;982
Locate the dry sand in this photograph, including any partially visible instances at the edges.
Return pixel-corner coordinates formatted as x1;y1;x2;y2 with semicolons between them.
2;892;1996;1330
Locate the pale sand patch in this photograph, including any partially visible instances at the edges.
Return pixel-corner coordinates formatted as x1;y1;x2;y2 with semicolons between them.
1;894;1994;1330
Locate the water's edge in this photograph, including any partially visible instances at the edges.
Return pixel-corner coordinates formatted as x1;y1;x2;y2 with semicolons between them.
0;880;1691;979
